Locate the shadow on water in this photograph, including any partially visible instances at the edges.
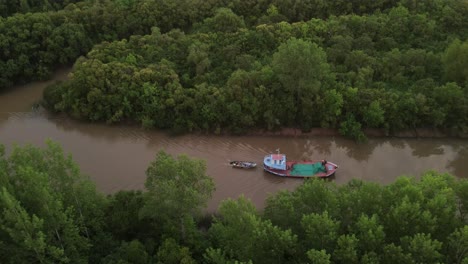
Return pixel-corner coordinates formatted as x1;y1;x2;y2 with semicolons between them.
331;138;379;162
406;139;445;158
447;144;468;178
45;113;154;144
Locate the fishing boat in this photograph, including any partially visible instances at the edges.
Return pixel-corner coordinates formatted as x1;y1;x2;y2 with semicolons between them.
230;161;257;169
263;151;338;178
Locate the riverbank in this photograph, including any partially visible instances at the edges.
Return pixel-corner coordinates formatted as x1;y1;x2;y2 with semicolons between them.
39;111;468;140
245;127;468;139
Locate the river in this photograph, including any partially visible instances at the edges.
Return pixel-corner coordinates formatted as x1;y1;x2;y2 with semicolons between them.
1;69;467;211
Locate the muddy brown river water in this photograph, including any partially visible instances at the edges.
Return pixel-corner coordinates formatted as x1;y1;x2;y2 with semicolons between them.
1;69;467;211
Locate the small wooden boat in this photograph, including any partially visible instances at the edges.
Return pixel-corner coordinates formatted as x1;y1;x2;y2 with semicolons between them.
230;161;257;169
263;152;338;178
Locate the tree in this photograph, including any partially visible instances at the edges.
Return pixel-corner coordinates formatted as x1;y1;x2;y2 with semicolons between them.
333;234;359;264
264;179;339;234
384;193;437;243
337;180;384;230
354;214;385;253
402;233;442;264
363;101;385;128
306;249;331;264
203;247;253;264
339;114;367;142
442;39;468;86
101;240;150;264
432;82;467;128
209;197;259;262
209;196;298;264
0;140;104;263
455;179;468;222
320;89;344;128
0;187;61;263
381;243;412;264
140;151;215;242
301;211;340;253
105;190;147;241
271;37;333;127
156;238;196;264
196;8;246;33
187;41;211;76
447;226;468;264
418;171;459;241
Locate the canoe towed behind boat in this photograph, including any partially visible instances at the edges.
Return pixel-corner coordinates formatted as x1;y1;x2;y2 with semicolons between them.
230;161;257;169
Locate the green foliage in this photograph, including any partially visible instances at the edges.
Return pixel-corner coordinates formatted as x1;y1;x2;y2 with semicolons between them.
203;247;253;264
0;0;82;17
306;249;331;264
381;243;412;264
155;238;196;264
28;0;467;138
402;233;443;264
339;114;367;142
320;89;344;128
271;37;333;128
354;214;385;253
333;234;359;263
272;37;331;94
442;39;468;86
195;8;246;33
209;197;298;264
42;81;66;112
336;180;384;231
301;211;340;253
0;140;104;263
0;0;224;89
101;240;149;264
0;187;59;263
263;171;467;263
104;190;147;241
430;82;468;131
140;150;215;242
264;179;339;234
447;226;468;264
363;101;385;128
208;197;259;261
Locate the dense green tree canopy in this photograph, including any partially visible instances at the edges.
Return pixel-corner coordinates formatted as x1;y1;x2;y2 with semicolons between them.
29;0;466;139
140;151;215;242
0;141;105;263
442;39;468;86
0;0;83;17
1;1;467;139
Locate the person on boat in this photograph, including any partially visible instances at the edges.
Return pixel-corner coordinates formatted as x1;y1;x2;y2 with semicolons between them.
321;160;328;172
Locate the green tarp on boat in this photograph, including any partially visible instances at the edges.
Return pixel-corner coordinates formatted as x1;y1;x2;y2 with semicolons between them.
290;162;326;176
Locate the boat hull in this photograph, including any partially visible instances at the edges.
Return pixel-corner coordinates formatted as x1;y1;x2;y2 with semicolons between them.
263;160;338;178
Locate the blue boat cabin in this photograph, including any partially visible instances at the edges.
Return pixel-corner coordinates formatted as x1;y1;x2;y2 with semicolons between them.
264;154;287;170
